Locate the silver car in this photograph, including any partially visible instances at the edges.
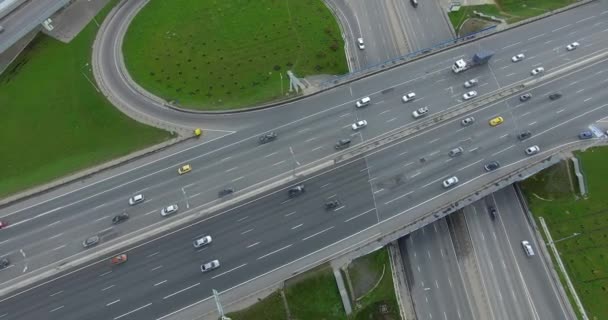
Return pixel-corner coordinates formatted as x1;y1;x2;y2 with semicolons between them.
200;259;220;272
193;235;212;248
448;147;464;157
461;117;475;126
442;176;459;188
161;204;179;217
82;235;100;248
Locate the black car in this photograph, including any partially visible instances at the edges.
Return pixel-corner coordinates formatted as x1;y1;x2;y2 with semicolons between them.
484;161;500;172
325;200;341;210
335;139;351;150
517;131;532;140
288;185;305;198
258;132;277;144
549;92;562;100
519;93;532;102
488;206;497;220
82;235;100;248
112;212;129;225
0;257;9;270
218;187;235;197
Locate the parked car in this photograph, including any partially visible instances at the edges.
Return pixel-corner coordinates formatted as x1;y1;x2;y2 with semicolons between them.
335;139;351;150
519;93;532;102
463;90;477;100
161;204;179;217
517;131;532;140
484;161;500;172
82;235;100;248
461;117;475;126
111;254;128;265
193;235;212;248
579;131;593;139
566;42;579;51
259;132;277;144
401;92;416;103
288;185;305;198
525;145;540;155
112;212;129;225
464;79;478;88
531;67;545;75
412;107;429;119
442;176;459;188
178;164;192;175
352;120;368;130
128;194;144;205
548;92;562;100
355;96;371;108
511;53;525;62
200;259;220;272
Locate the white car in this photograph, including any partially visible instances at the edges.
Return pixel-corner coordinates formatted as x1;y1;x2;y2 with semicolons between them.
401;92;416;103
351;120;368;130
355;96;370;108
412;107;429;119
531;67;544;75
521;240;535;256
461;117;475;126
442;176;459;188
566;42;579;51
511;53;525;62
161;204;179;217
357;38;365;50
193;235;212;248
128;194;145;205
463;90;477;100
464;79;478;88
525;145;540;155
200;259;220;272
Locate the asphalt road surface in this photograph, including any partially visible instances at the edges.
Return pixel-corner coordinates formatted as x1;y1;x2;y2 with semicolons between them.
1;1;608;319
2;0;608;289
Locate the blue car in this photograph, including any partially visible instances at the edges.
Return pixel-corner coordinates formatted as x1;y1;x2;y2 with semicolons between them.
579;131;593;139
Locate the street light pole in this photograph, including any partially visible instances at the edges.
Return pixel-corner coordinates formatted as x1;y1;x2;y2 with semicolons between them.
551;232;581;244
212;289;231;320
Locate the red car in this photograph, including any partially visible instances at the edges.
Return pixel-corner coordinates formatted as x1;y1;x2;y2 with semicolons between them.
0;220;7;229
111;254;128;265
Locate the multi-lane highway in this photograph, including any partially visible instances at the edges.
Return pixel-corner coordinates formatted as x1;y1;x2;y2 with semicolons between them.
1;1;608;319
403;186;571;320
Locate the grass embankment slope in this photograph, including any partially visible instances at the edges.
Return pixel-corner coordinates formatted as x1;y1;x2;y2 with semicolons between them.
123;0;348;110
520;147;608;320
0;1;170;198
449;0;575;34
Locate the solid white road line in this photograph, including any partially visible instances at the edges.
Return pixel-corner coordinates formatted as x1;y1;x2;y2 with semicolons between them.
211;263;248;279
345;208;376;222
114;303;152;320
257;245;292;260
385;191;414;205
163;283;200;300
301;226;334;241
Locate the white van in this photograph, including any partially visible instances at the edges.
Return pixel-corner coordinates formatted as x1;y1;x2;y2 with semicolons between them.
356;96;371;108
521;240;535;256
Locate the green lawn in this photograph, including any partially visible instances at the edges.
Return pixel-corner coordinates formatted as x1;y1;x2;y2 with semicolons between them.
123;0;348;111
226;291;287;320
448;0;575;34
0;0;170;198
350;248;400;320
520;147;608;320
285;266;346;320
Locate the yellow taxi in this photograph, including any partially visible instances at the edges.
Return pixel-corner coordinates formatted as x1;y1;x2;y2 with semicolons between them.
178;164;192;175
489;116;504;127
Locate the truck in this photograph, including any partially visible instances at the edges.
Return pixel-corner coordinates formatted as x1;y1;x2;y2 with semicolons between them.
451;50;494;73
